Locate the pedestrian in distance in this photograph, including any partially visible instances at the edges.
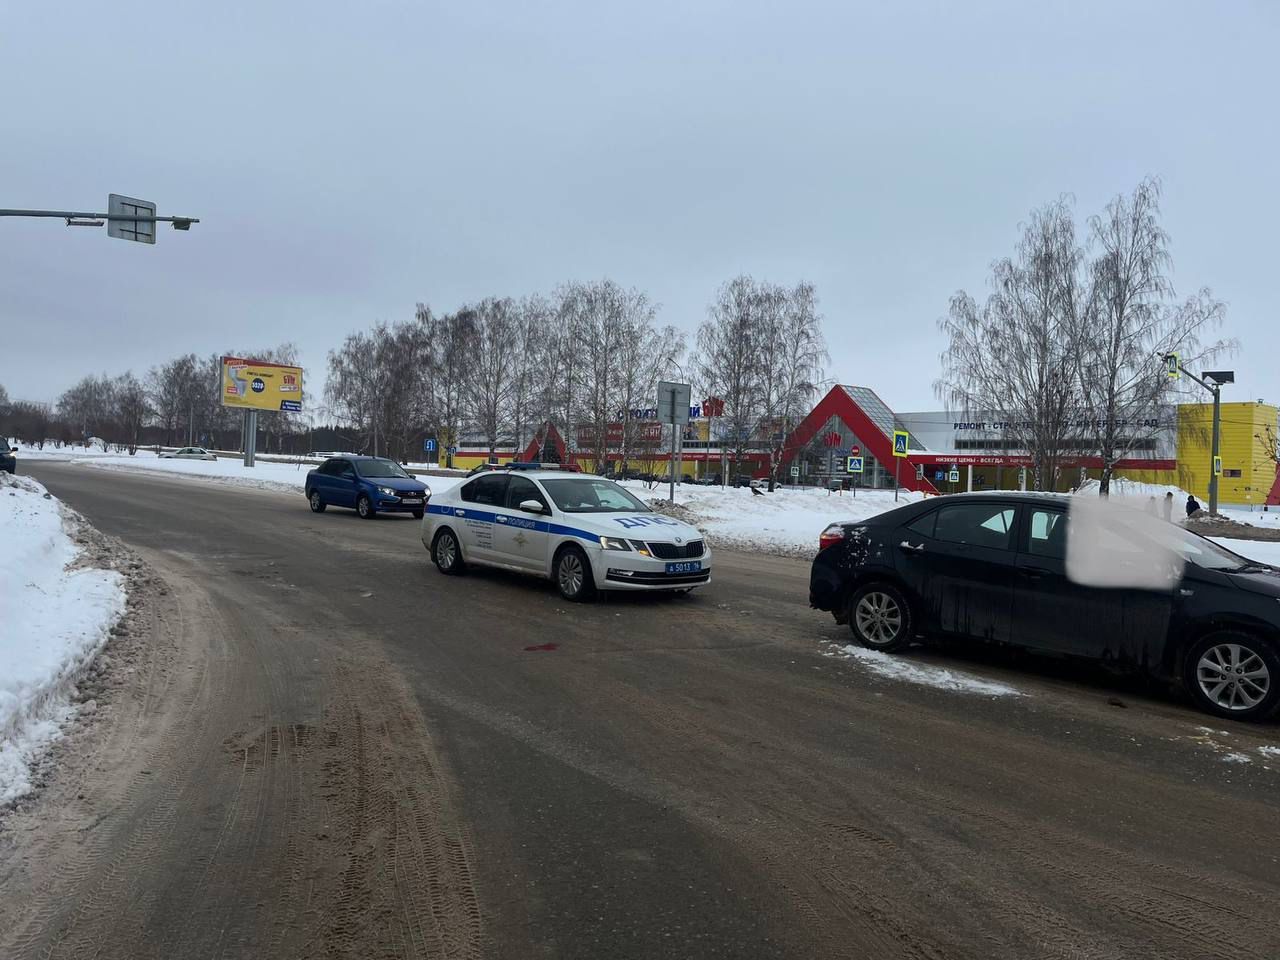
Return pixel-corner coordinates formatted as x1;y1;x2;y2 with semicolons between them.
1186;494;1203;518
1162;491;1174;522
1145;497;1158;516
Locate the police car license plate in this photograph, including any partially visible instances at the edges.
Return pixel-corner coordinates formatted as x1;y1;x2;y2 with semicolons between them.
665;561;701;574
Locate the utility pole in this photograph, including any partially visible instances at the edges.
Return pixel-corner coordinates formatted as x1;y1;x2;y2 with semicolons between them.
1164;355;1233;516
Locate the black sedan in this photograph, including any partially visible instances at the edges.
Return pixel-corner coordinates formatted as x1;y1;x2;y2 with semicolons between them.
810;492;1280;721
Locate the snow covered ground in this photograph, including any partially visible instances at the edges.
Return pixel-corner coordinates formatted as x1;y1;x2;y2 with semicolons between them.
0;474;127;804
14;444;465;498
826;643;1022;697
624;481;924;555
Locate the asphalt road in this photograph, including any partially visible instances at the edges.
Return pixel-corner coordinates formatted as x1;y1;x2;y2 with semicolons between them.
3;461;1279;960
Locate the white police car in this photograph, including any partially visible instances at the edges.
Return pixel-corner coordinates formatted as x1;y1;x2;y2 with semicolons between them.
420;466;711;601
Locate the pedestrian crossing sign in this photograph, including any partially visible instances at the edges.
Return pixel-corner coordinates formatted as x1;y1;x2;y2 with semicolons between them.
846;456;864;474
1213;455;1222;476
892;431;909;458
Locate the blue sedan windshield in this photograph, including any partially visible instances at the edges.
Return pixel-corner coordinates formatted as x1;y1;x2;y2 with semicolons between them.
355;459;411;479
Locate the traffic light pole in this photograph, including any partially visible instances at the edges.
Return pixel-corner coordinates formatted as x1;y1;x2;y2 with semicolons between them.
1209;382;1221;516
1168;357;1227;516
0;208;199;229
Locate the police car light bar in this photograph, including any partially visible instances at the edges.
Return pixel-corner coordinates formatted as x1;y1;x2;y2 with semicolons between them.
504;462;582;472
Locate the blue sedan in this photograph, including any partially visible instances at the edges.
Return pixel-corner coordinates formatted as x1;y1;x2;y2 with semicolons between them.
305;456;431;519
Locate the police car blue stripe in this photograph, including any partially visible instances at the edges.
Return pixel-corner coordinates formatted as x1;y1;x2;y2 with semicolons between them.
427;503;599;543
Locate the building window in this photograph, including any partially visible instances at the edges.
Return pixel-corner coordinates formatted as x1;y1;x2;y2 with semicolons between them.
1223;468;1243;478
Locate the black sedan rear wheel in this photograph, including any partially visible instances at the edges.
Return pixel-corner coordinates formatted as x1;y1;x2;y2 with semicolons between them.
848;582;913;652
1184;631;1279;721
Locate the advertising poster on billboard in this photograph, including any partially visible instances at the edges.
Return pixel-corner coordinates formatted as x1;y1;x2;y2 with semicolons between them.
220;356;304;412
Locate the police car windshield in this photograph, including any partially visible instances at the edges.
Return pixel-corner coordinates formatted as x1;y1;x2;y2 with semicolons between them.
355;458;411;479
541;478;649;513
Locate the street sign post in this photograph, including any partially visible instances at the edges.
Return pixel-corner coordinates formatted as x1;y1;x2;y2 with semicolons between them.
1213;455;1223;476
846;456;864;474
789;464;799;478
892;430;909;501
948;467;960;484
657;380;691;503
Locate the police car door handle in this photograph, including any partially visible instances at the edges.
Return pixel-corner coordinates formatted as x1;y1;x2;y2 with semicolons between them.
454;508;465;517
899;541;924;553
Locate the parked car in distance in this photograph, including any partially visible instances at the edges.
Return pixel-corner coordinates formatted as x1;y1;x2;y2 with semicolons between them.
810;492;1280;721
159;446;218;461
305;456;431;519
1;439;16;474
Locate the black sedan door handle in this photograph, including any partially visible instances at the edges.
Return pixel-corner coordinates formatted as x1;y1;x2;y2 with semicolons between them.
899;541;925;553
1021;566;1052;580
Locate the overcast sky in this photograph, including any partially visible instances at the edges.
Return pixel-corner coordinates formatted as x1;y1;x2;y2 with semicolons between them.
3;1;1276;414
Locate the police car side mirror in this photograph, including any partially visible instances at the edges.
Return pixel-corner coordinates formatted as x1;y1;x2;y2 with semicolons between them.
518;499;544;513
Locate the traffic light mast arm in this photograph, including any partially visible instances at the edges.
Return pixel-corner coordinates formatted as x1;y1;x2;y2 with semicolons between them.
0;209;199;228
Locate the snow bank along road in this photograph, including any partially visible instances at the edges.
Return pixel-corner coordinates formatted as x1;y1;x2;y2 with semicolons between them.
0;474;126;804
3;462;1278;960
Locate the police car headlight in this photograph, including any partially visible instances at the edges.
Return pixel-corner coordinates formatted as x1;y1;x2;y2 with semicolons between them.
599;536;631;551
378;486;398;496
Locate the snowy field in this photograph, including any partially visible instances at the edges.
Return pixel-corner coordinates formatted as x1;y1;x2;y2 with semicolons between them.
623;481;925;555
0;474;126;804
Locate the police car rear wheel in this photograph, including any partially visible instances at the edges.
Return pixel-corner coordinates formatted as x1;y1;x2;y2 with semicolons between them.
555;546;596;602
433;529;464;574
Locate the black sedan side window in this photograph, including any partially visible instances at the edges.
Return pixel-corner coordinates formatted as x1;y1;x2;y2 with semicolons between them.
906;512;936;538
934;503;1016;550
1027;509;1067;559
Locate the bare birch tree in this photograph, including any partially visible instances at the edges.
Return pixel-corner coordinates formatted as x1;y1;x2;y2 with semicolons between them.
937;200;1084;489
755;280;828;489
425;304;477;467
697;276;764;477
1075;178;1229;493
466;297;519;460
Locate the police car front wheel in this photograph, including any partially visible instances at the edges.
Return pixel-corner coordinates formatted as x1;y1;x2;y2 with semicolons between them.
555;546;596;602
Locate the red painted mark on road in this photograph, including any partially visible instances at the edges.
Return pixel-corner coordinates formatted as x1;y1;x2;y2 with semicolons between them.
523;642;559;652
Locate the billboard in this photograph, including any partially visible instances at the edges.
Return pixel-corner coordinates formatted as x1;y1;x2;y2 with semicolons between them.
220;356;304;412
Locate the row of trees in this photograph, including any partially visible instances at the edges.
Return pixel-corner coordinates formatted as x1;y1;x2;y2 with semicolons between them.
322;276;829;486
324;281;687;467
0;345;301;455
937;178;1231;493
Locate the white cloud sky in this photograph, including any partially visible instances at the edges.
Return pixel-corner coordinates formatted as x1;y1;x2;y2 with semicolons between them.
2;1;1276;413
